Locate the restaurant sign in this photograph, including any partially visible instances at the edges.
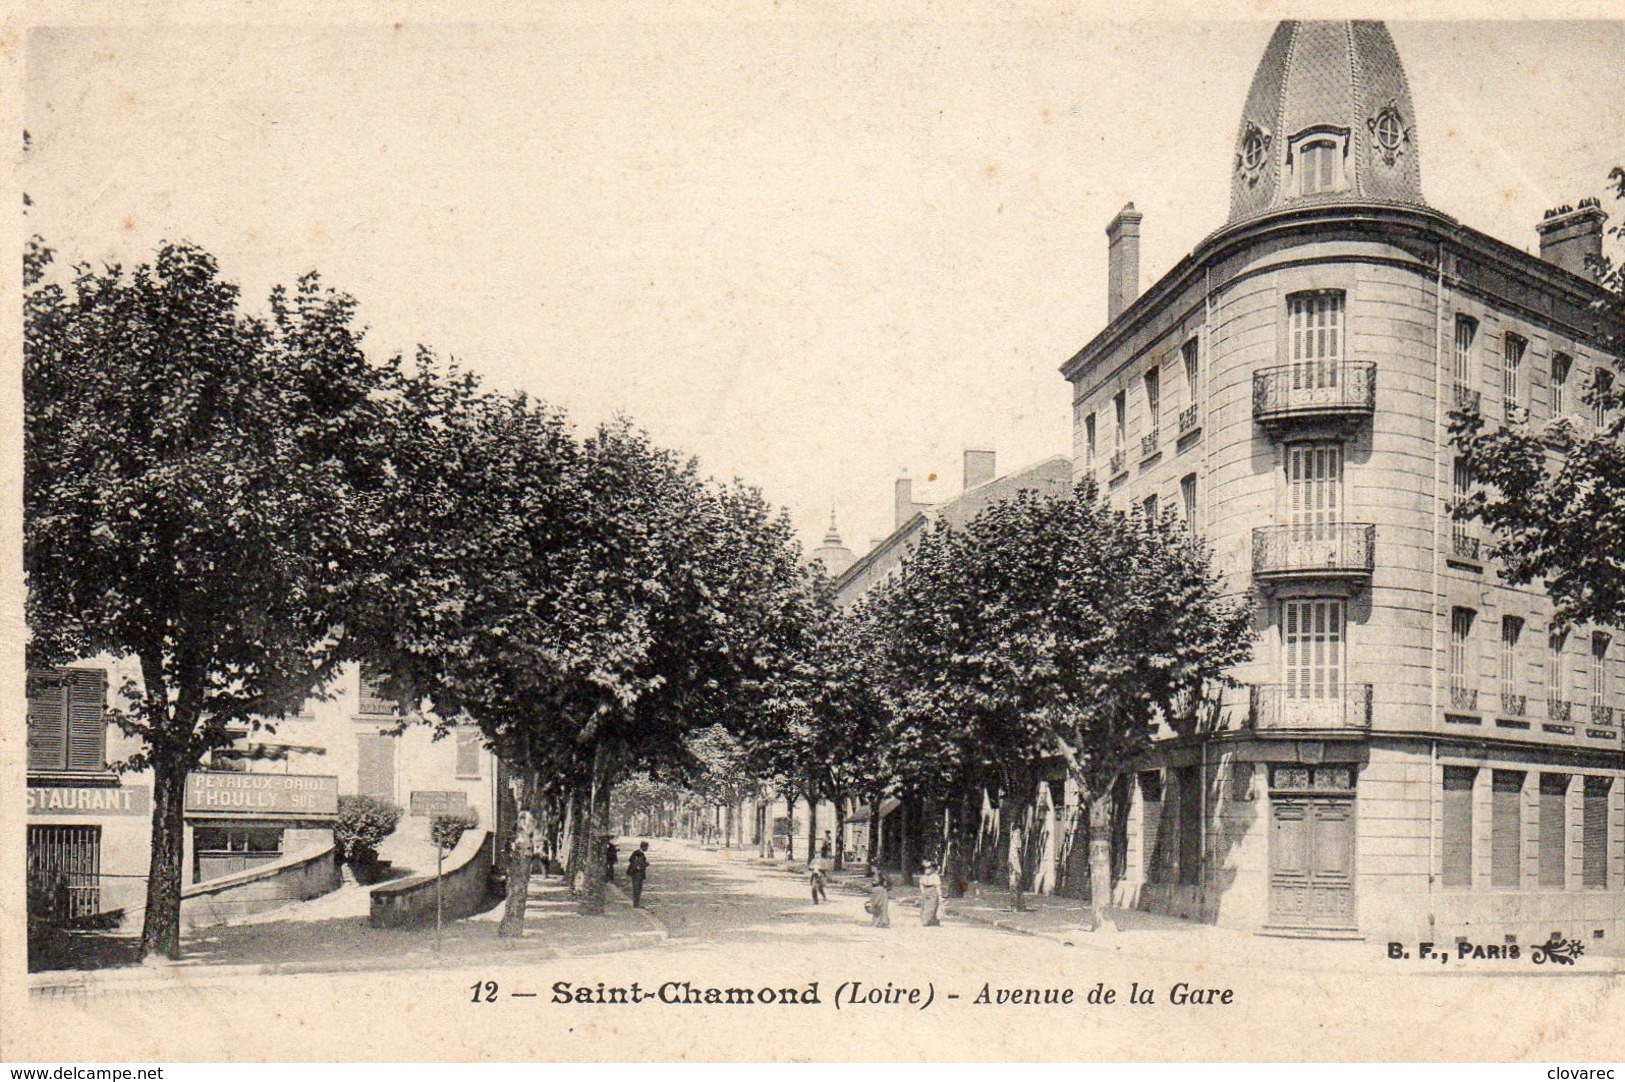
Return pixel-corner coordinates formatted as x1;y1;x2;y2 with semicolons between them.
27;785;150;816
185;772;338;819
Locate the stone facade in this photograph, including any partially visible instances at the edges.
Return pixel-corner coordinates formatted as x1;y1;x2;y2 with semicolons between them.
1063;21;1624;945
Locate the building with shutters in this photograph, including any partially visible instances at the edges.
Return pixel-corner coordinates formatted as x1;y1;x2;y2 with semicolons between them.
1061;21;1624;944
25;657;502;928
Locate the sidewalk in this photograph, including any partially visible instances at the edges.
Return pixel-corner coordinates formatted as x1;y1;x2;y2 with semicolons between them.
29;872;666;995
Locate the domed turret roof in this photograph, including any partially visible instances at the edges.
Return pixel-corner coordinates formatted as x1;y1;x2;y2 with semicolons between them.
1229;21;1425;225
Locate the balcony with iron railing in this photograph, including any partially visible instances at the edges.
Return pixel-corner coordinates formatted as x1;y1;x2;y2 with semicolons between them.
1448;685;1479;712
1590;703;1617;728
1547;699;1572;723
1452;384;1481;413
1140;431;1161;459
1252;361;1376;433
1449;530;1481;563
1247;683;1373;733
1499;692;1528;719
1108;449;1127;478
1252;523;1375;587
1178;403;1200;435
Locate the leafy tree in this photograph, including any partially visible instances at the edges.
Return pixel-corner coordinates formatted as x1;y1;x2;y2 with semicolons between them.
872;486;1253;924
1452;166;1625;629
334;795;405;866
25;240;390;959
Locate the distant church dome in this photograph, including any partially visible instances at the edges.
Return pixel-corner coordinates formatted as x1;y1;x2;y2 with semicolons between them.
810;509;855;579
1229;21;1425;225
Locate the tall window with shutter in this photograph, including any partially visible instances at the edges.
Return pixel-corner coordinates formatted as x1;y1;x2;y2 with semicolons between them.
1288;292;1343;391
1583;776;1611;889
1286;441;1341;542
1451;457;1474;555
1183;337;1200;403
27;667;108;774
1450;608;1475;700
1084;413;1096;468
455;726;482;779
1538;774;1569;890
356;733;397;801
1591;633;1612;719
1454;316;1476;395
1595;369;1613;428
1442;766;1475;889
1552;353;1571;416
1113;391;1127;452
1181;474;1198;528
1500;617;1523;706
1144;367;1160;436
1283;598;1343;701
1503;334;1526;417
1491;770;1525;890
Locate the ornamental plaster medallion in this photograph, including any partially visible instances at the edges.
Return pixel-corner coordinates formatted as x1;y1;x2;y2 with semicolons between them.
1235;120;1272;184
1367;100;1410;166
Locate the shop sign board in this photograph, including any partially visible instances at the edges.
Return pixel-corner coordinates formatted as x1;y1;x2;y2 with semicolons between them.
409;790;469;817
27;784;151;816
185;772;338;818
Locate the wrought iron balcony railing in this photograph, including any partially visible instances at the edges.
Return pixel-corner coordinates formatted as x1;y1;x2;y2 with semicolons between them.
1252;523;1375;584
1252;361;1376;431
1109;449;1127;476
1449;685;1479;712
1591;703;1617;727
357;695;397;717
1499;692;1528;718
1450;532;1481;562
1140;431;1161;458
1547;699;1572;723
1453;384;1481;412
1248;683;1373;732
1178;403;1200;434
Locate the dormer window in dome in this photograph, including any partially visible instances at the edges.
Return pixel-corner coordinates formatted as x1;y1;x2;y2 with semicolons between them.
1288;127;1350;198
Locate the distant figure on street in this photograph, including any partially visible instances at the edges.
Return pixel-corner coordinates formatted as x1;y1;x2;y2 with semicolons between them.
919;860;942;927
819;831;833;859
808;861;827;904
627;841;650;908
865;872;890;927
604;839;618;883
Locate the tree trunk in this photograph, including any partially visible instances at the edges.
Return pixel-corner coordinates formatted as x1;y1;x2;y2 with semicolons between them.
579;744;612;916
564;783;588;891
832;794;847;872
1086;782;1117;932
943;786;975;898
783;795;796;861
867;795;881;870
899;795;915;886
806;792;818;865
498;769;536;938
139;753;189;960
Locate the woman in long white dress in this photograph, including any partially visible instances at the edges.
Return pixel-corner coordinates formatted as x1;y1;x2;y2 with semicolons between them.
918;861;942;926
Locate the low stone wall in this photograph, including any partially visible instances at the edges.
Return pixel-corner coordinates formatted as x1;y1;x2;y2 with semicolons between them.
369;830;494;929
180;845;339;930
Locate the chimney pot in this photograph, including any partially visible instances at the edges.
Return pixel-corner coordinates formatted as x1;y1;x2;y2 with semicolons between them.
894;476;915;529
1105;203;1144;323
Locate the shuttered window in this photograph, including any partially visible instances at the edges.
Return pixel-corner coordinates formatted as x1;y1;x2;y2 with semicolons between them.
1454;316;1476;390
1144;368;1161;432
356;733;397;801
1538;774;1569;890
1183;337;1200;403
455;727;482;779
1084;414;1096;467
1283;598;1344;700
1591;633;1611;714
1140;772;1163;883
1113;391;1127;451
1491;770;1525;889
1286;442;1341;538
1442;766;1475;888
1552;353;1571;416
1177;765;1202;887
1583;776;1611;890
1287;292;1343;390
27;668;107;773
1501;617;1524;702
1503;334;1526;414
1450;608;1475;694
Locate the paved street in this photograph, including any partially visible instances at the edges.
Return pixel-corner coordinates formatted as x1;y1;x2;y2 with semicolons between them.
15;839;1625;1062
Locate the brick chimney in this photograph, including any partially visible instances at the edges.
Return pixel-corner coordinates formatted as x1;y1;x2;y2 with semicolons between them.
963;449;996;491
1106;202;1144;322
1536;198;1608;280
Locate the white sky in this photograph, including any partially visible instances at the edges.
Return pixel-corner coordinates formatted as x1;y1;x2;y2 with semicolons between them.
22;16;1625;557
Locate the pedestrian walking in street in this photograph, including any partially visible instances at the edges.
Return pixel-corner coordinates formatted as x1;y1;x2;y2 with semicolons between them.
604;839;618;883
819;831;833;859
808;861;828;904
865;872;891;928
919;860;942;927
627;841;650;908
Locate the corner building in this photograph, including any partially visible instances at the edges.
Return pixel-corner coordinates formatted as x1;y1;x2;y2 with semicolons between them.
1063;21;1624;943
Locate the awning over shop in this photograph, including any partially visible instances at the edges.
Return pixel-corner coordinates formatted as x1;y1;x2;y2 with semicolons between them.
846;797;901;824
